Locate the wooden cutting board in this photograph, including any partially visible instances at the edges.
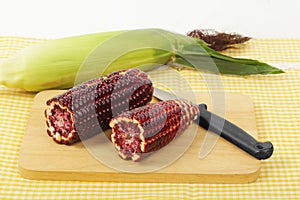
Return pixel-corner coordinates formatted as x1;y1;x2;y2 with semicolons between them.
18;90;260;183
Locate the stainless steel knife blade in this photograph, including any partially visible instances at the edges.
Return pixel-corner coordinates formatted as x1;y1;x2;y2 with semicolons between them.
153;88;187;101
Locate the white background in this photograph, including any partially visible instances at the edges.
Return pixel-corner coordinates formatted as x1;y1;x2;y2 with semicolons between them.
0;0;300;39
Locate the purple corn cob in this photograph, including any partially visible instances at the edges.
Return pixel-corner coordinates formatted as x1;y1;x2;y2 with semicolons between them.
109;99;200;161
45;68;153;144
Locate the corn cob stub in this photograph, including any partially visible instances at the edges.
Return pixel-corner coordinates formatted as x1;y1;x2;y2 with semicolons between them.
45;68;153;144
109;100;200;161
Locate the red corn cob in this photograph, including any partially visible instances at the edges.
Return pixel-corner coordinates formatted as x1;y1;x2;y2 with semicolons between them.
45;68;153;144
109;99;200;161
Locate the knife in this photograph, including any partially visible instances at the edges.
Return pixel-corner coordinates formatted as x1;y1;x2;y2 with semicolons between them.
153;88;274;160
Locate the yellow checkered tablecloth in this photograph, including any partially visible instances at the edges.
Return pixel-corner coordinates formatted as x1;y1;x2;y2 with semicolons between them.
0;36;300;199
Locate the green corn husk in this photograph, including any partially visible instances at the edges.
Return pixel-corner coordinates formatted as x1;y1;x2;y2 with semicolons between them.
173;39;284;75
0;28;283;91
0;31;124;91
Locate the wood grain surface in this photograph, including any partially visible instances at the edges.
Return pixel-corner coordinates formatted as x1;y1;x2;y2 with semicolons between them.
18;90;260;183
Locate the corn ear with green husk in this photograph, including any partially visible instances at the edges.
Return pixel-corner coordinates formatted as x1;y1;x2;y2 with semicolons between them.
0;31;124;91
0;28;283;91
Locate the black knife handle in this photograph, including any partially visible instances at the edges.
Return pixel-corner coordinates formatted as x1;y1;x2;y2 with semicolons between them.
198;104;273;160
